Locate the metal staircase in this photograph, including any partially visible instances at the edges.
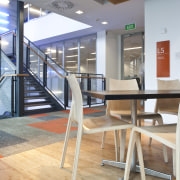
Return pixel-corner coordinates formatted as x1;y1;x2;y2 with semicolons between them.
23;73;62;115
0;30;105;118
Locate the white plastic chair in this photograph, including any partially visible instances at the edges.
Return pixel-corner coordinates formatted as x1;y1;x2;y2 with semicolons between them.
102;78;164;162
60;74;134;180
123;104;180;180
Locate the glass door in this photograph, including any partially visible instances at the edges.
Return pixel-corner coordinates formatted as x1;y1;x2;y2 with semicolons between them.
121;32;144;90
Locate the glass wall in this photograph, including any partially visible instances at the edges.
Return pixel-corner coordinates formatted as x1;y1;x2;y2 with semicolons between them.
80;35;96;74
38;34;97;74
64;39;78;72
121;32;144;89
24;4;48;22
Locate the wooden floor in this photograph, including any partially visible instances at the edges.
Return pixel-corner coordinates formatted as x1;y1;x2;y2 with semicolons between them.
0;129;175;180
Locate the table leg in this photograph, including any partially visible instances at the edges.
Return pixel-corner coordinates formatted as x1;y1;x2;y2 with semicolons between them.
131;99;137;171
101;100;171;179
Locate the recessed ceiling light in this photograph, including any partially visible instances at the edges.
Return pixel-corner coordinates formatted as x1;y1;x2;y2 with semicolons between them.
66;55;78;58
68;46;85;50
124;47;142;51
101;21;108;25
75;10;84;15
87;58;96;61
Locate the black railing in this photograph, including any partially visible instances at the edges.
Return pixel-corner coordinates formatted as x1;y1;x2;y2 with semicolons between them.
0;31;106;113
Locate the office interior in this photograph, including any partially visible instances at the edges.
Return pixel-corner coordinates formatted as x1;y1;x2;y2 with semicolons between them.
0;0;179;179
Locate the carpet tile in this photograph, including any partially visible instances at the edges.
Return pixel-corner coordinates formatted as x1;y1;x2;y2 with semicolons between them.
32;115;63;121
62;108;103;114
0;106;106;157
27;118;78;134
28;113;49;118
0;130;27;148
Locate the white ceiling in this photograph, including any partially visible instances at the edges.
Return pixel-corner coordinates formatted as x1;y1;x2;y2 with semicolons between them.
20;0;144;34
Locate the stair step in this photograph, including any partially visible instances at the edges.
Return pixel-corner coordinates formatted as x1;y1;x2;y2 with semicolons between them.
24;96;48;100
24;102;52;107
24;107;57;115
24;90;44;93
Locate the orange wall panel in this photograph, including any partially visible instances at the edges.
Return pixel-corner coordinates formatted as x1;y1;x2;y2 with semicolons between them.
157;40;170;77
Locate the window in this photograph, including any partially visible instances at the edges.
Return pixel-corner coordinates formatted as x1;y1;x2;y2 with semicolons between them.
80;35;96;74
39;34;97;74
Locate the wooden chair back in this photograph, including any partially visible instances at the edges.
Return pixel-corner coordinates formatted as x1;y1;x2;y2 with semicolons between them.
67;74;83;124
107;78;141;114
155;79;180;114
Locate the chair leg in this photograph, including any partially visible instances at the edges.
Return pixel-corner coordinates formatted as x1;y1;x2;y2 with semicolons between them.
101;131;106;149
60;118;72;168
172;149;176;177
162;144;168;163
136;133;146;180
114;130;120;161
149;120;156;146
176;146;180;179
124;130;146;180
123;130;137;180
72;126;83;180
120;129;126;162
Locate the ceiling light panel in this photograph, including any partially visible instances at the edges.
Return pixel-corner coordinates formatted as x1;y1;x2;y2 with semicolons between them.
75;10;84;14
101;21;108;25
124;47;142;51
68;46;85;50
0;19;9;24
0;27;9;31
0;0;9;5
0;11;9;17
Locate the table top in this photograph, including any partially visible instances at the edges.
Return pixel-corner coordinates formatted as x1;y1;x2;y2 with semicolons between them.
83;90;180;100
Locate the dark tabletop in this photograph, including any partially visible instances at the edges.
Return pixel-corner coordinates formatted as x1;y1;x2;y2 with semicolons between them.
83;90;180;100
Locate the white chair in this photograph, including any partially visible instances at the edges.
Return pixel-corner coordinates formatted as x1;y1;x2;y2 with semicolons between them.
102;78;164;162
123;105;180;180
149;79;180;175
60;74;134;180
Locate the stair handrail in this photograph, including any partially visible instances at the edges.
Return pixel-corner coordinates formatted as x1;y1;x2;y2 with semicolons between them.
0;30;66;78
23;41;65;78
0;74;29;83
0;31;107;81
0;30;16;37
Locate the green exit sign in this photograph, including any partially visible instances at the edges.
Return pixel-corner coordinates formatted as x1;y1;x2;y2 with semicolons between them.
125;23;136;30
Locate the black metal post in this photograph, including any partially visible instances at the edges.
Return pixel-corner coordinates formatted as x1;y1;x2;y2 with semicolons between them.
26;41;30;69
11;76;16;116
87;74;91;107
43;55;47;87
0;46;1;77
16;1;24;116
13;33;16;57
64;73;69;109
103;77;106;105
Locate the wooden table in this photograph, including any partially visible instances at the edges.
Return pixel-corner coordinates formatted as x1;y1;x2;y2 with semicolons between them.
84;89;180;179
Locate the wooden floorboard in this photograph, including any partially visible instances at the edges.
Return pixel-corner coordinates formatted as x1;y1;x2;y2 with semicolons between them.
0;130;175;180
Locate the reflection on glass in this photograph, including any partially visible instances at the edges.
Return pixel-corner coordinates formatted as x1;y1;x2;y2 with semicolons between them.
39;34;97;74
64;39;78;73
80;35;96;73
123;33;144;89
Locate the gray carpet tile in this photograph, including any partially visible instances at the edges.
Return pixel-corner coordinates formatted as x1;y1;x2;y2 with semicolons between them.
0;130;27;148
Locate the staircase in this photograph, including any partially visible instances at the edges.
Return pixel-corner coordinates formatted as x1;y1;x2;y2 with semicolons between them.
24;74;63;115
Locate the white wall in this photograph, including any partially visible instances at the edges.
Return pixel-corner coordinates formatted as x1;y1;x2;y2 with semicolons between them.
24;13;91;42
96;31;106;76
145;0;180;123
96;31;122;89
106;32;121;79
